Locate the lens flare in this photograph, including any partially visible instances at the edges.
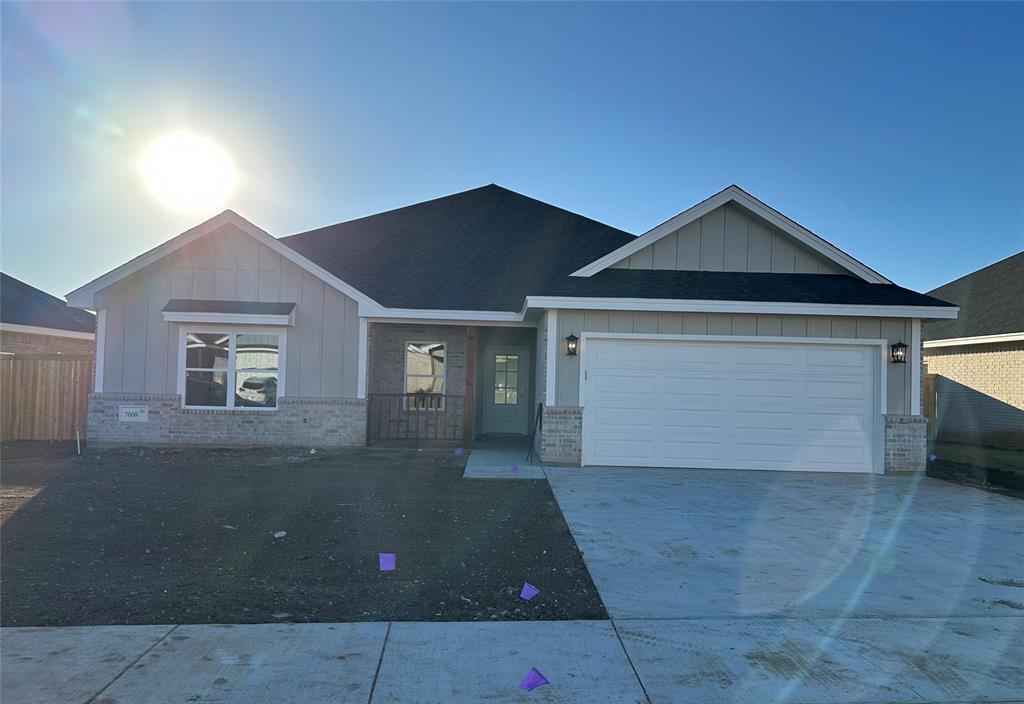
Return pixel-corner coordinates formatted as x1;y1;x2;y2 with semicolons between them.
140;130;236;214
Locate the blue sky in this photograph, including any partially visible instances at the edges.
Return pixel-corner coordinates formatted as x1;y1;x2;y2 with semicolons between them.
2;1;1021;297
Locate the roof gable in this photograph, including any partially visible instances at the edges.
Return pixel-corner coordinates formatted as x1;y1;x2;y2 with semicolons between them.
66;210;383;312
1;272;96;333
571;185;891;284
923;251;1023;340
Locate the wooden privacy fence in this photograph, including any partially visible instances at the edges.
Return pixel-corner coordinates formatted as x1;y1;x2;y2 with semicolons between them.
0;354;94;441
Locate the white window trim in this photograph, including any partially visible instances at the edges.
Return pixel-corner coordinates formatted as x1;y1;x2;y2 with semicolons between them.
403;340;446;410
576;331;888;474
176;324;287;411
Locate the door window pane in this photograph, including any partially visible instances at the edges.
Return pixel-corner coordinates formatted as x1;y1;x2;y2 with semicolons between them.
493;353;520;406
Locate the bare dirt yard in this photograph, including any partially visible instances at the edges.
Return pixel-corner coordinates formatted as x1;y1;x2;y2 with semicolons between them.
0;445;606;626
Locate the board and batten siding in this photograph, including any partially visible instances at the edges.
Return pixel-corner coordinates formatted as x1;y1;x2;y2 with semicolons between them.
555;310;914;414
611;203;849;275
94;224;361;398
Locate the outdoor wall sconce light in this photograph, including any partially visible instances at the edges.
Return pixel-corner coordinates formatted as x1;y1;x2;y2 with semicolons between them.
890;341;908;364
565;333;579;356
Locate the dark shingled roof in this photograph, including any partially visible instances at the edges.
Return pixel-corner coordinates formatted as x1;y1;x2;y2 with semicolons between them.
1;272;95;333
162;299;296;315
923;251;1024;341
280;184;955;313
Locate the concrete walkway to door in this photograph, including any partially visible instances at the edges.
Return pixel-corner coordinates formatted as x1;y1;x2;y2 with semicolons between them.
546;466;1024;702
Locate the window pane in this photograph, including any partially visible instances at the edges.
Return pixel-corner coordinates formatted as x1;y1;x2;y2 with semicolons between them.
508;389;518;404
236;334;279;370
185;333;228;369
235;371;278;408
407;342;445;376
406;376;443;395
494;388;506;405
185;371;227;406
495;355;507;373
507;371;518;391
507;355;519;372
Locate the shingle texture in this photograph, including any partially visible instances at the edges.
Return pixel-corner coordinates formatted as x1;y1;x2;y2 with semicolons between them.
1;272;95;333
281;185;953;313
923;252;1024;341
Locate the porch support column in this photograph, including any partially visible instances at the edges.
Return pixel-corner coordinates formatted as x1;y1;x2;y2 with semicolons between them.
356;318;368;399
464;326;476;447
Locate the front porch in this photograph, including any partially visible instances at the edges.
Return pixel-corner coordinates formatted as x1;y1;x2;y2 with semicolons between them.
365;322;539;448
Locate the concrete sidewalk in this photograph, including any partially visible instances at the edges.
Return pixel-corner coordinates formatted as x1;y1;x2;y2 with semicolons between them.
4;616;1022;703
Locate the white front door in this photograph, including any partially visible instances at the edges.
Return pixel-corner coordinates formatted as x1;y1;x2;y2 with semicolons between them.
482;346;531;435
582;337;879;473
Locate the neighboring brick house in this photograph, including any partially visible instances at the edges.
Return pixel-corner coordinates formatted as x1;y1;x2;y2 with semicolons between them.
67;184;958;473
1;273;96;440
1;273;96;355
923;252;1023;449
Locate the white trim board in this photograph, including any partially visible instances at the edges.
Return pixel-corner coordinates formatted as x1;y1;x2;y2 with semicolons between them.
94;310;107;393
576;331;887;474
0;322;95;340
923;332;1024;348
523;296;958;320
161;311;295;326
910;319;922;416
544;310;558;407
66;210;387;314
569;185;892;284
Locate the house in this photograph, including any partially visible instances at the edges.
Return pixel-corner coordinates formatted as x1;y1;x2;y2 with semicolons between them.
1;273;96;355
66;185;957;473
1;273;96;440
923;252;1023;449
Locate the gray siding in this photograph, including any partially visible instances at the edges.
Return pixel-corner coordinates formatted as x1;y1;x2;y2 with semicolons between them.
610;203;849;275
554;309;913;414
95;224;360;398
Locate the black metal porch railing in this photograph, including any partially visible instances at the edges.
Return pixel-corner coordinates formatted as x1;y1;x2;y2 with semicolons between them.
366;393;467;443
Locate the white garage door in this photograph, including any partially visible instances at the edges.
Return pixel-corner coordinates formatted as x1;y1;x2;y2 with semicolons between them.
582;338;879;473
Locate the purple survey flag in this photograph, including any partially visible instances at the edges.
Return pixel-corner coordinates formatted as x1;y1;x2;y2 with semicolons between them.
511;464;520;473
519;667;549;692
454;447;463;456
379;552;396;571
520;582;540;600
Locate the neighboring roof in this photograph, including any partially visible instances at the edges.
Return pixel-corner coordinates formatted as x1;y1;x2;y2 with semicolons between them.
281;184;636;311
162;300;296;315
569;185;892;284
1;273;95;333
923;251;1024;341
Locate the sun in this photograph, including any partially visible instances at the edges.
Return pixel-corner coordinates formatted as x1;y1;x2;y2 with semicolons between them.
140;130;237;214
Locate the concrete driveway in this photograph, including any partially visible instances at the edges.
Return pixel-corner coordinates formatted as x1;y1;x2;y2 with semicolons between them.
547;467;1024;703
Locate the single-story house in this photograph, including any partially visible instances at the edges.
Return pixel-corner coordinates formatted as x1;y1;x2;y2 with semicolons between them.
1;272;96;441
67;185;957;473
1;272;96;355
923;252;1023;449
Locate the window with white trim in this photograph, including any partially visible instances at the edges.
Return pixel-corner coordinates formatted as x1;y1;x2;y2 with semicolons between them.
405;341;445;410
184;331;281;409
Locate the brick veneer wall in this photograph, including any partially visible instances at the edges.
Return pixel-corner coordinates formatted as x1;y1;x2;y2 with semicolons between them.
923;341;1024;449
1;330;94;355
884;414;927;472
539;406;582;465
87;394;366;447
366;323;468;440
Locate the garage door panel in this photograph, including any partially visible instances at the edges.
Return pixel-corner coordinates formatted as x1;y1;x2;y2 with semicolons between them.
733;410;796;431
583;338;878;473
663;409;729;429
662;439;729;462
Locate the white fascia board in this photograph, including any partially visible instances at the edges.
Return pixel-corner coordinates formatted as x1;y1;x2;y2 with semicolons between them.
0;322;95;340
66;210;384;312
923;331;1024;348
361;307;524;323
161;311;294;326
524;296;959;319
570;185;893;284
